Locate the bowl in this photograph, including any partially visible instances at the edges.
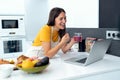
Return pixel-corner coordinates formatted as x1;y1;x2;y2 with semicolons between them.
16;64;49;73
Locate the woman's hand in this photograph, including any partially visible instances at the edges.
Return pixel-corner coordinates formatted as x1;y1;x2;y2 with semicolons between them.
70;37;77;44
61;35;77;53
61;33;70;44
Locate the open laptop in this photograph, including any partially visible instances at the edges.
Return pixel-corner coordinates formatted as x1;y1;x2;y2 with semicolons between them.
64;39;111;66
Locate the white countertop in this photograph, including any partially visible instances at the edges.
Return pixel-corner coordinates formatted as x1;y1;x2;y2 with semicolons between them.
1;52;120;80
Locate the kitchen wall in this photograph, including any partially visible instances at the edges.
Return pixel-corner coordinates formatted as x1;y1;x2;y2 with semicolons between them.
99;0;120;56
48;0;99;28
0;0;25;15
66;28;120;57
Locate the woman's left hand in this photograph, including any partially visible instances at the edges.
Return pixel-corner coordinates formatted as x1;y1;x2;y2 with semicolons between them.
70;38;77;44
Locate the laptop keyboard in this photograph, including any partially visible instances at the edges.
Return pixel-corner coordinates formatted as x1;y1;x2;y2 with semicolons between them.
76;57;87;63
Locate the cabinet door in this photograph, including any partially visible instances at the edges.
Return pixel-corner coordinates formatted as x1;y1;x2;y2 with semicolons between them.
99;0;120;28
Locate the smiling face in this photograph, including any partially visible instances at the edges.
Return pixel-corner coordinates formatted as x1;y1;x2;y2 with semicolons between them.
54;12;66;30
47;7;66;38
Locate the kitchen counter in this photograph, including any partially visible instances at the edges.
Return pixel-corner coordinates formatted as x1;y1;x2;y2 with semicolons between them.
1;52;120;80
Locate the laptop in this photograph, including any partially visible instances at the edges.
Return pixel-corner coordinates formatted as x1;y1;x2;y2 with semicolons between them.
64;39;111;66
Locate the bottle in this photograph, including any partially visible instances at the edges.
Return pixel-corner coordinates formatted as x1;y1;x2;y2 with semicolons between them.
76;33;85;52
78;39;85;52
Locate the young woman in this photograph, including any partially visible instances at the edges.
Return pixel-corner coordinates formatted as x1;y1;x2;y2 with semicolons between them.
25;7;76;58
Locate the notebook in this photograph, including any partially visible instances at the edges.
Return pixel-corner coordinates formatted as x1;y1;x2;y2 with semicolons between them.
64;39;111;66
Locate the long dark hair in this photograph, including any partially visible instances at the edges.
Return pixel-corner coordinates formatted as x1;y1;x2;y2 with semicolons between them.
47;7;66;38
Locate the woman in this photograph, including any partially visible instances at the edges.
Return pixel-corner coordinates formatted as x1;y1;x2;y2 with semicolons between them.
25;7;76;58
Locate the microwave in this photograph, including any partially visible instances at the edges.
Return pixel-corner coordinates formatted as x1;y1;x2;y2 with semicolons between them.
0;15;26;37
0;37;26;59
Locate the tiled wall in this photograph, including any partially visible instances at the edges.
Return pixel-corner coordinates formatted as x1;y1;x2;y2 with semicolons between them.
66;28;120;57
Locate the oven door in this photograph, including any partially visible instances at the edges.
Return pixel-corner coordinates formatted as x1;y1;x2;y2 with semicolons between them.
0;37;26;59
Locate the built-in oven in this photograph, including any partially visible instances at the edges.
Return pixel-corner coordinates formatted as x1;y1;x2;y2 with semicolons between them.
0;37;26;59
0;15;26;59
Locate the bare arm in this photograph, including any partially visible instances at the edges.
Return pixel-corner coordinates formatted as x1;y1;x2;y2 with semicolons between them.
42;41;64;58
62;38;76;53
42;33;70;58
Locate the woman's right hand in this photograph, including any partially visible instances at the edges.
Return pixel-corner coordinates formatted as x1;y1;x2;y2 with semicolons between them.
60;33;70;44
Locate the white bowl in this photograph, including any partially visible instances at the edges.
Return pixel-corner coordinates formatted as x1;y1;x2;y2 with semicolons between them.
0;64;14;78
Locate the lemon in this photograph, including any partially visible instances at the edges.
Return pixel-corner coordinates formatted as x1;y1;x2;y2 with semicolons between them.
32;59;39;65
10;60;15;64
17;63;22;67
22;59;34;69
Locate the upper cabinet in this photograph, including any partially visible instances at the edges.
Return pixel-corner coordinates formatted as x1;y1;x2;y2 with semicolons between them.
99;0;120;28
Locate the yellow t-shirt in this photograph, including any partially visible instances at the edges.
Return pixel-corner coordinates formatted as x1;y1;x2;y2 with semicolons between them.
32;25;59;46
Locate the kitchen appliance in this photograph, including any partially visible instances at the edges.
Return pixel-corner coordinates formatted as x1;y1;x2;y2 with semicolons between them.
0;37;26;59
0;15;25;37
0;15;26;59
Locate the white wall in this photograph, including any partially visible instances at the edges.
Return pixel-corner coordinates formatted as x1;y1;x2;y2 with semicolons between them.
48;0;99;28
24;0;49;41
0;0;25;15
